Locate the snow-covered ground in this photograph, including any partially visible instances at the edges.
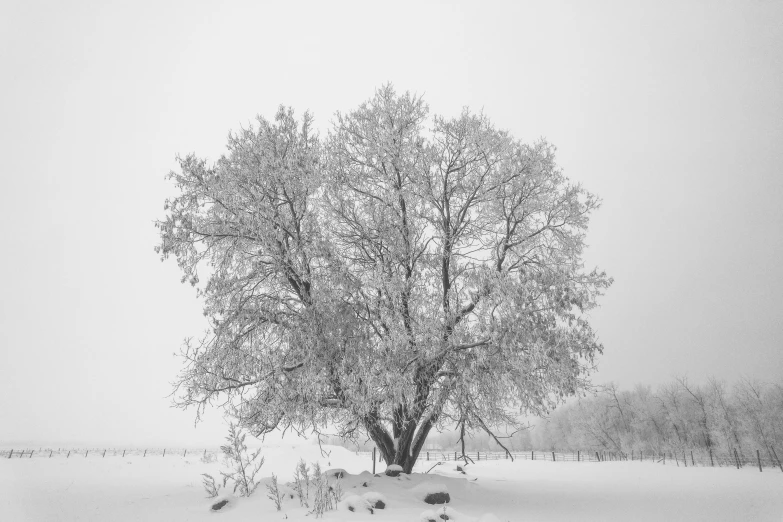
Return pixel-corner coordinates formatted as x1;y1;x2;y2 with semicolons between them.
2;441;782;521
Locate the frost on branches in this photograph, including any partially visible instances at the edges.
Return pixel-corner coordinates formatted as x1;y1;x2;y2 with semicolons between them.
155;85;612;473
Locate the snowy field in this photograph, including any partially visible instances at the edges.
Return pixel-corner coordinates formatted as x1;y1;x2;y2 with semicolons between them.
2;442;782;521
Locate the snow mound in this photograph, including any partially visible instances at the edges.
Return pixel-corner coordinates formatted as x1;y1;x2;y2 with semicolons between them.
325;468;347;479
361;491;387;509
338;494;372;513
478;514;502;522
385;464;403;476
412;481;450;504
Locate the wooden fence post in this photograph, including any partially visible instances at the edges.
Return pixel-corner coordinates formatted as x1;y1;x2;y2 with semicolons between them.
372;448;376;475
757;450;762;472
184;449;187;457
7;450;11;459
67;450;70;458
49;450;52;458
144;449;147;457
532;451;534;461
30;450;33;458
552;451;555;462
770;447;783;473
123;449;126;457
595;451;599;462
734;448;741;469
477;451;480;461
577;450;580;462
163;449;166;457
691;451;695;466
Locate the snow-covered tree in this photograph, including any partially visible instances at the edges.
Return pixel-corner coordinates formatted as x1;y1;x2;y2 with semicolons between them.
156;86;611;473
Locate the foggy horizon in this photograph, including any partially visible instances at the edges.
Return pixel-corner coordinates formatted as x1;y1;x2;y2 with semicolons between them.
1;0;782;448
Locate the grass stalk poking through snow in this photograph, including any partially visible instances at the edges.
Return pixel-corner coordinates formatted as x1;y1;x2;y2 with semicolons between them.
201;474;220;498
293;459;310;508
266;473;282;511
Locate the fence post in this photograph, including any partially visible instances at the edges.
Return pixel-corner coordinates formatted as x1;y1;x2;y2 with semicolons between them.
184;449;187;457
595;451;599;462
372;448;376;475
454;452;457;461
7;450;11;459
123;449;126;458
578;450;580;462
49;450;52;458
144;449;147;458
477;451;480;461
103;450;106;458
532;451;534;461
163;449;166;457
734;448;740;469
67;450;70;458
771;447;783;473
552;451;555;462
85;450;88;458
757;450;762;472
663;453;665;465
691;451;695;466
30;450;33;458
709;448;714;467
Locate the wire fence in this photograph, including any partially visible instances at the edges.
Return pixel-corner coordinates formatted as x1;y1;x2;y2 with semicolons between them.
0;447;221;460
4;445;781;473
594;447;783;472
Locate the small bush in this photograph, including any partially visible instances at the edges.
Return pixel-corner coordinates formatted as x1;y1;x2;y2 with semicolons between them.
218;423;264;497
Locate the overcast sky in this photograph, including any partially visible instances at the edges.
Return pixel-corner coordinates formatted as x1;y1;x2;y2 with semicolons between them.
1;0;781;447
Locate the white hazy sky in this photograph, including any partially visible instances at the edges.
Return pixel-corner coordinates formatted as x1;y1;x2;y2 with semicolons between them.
1;0;781;447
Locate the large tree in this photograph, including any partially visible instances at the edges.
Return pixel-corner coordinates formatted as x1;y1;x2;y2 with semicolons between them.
156;86;611;473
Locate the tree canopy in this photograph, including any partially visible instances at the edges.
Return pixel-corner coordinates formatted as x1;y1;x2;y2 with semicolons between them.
156;85;612;472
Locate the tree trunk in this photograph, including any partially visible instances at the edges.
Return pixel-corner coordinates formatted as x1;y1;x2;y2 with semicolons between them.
364;408;436;474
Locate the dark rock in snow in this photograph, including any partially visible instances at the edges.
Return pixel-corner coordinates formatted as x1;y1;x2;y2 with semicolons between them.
423;492;451;504
361;481;368;487
211;499;229;511
439;513;450;520
372;499;385;509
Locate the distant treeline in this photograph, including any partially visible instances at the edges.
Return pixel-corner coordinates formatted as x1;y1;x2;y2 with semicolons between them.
529;376;783;462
